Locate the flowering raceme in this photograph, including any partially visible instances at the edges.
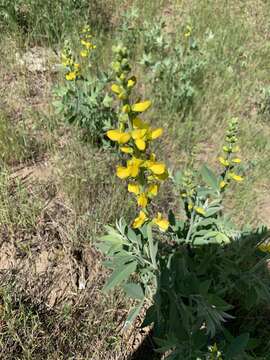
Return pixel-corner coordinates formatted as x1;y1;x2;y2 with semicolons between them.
218;118;244;191
61;41;81;81
107;44;169;231
61;26;96;82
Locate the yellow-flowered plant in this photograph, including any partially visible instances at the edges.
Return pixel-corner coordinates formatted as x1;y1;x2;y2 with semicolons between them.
218;117;244;191
61;41;81;81
53;26;116;144
107;44;169;231
61;26;96;82
99;43;269;360
79;25;96;58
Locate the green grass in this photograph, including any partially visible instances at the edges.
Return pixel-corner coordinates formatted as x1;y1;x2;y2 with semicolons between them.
0;0;270;358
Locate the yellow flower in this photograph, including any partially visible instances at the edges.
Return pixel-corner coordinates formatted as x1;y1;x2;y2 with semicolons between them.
133;211;147;229
128;183;140;195
107;129;131;144
194;207;205;216
127;157;143;177
231;158;241;164
219;180;227;189
228;172;244;182
117;166;130;179
81;39;95;49
66;71;77;81
111;84;122;95
148;128;163;140
219;156;230;167
127;76;137;88
146;161;166;175
117;158;143;179
120;146;133;154
131;129;148;151
147;184;159;197
80;50;89;57
131;100;152;113
131;122;163;151
153;213;169;232
137;193;148;208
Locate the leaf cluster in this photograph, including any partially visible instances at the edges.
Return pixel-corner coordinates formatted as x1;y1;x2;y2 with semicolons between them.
53;73;117;146
99;160;270;359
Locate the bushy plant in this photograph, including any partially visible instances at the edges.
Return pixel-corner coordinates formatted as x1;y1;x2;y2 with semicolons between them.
98;46;270;359
53;26;117;146
118;12;205;119
141;23;205;118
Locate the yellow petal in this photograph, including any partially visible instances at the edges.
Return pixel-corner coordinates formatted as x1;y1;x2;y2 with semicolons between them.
127;76;137;88
129;164;140;177
131;100;152;113
218;156;229;167
147;184;158;197
149;128;163;140
228;172;244;182
107;129;121;141
116;166;130;179
120;146;133;154
107;130;130;144
119;133;131;144
65;71;77;81
148;162;166;175
111;84;121;94
135;139;146;151
132;211;147;229
231;158;241;164
132;129;147;140
137;193;148;208
153;213;169;232
128;183;140;195
219;180;227;189
194;207;205;216
128;157;144;167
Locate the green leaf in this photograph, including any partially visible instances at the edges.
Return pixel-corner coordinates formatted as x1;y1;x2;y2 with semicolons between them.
200;164;219;191
123;283;144;300
147;224;158;269
103;261;137;293
103;93;113;107
204;206;222;218
124;300;144;328
225;333;250;359
127;227;138;243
